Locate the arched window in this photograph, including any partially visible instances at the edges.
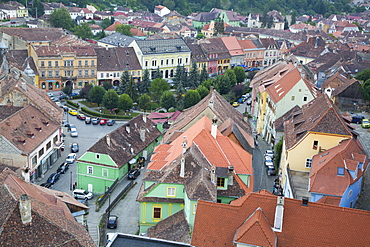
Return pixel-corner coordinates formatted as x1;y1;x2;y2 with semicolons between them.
42;82;46;89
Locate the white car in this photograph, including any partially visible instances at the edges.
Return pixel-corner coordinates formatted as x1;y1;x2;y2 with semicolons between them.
47;93;54;97
265;150;274;159
265;160;274;167
66;153;77;164
70;128;78;137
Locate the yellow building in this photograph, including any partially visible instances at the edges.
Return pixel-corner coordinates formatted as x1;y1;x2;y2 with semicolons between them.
16;6;28;18
29;45;97;91
129;38;191;79
255;91;268;134
279;94;353;198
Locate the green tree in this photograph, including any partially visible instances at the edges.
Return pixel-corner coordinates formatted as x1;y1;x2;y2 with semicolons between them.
138;69;150;94
284;17;289;30
102;89;119;110
88;85;106;106
118;71;130;94
355;69;370;82
101;18;112;30
138;93;151;111
196;32;205;39
188;61;199;88
197;85;209;99
176;80;186;99
360;79;370;101
115;24;132;36
160;91;176;110
73;22;93;39
214;75;231;94
173;64;185;87
102;81;112;91
118;93;133;112
201;79;214;90
225;69;237;87
125;76;139;101
233;66;246;84
162;0;175;9
184;90;201;108
214;17;224;35
29;0;44;18
152;67;162;80
79;84;93;99
94;30;106;40
199;64;209;84
62;85;73;96
49;8;75;30
150;78;170;102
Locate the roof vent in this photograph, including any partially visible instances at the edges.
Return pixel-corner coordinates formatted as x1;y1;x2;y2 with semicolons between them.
176;45;181;50
302;197;309;206
41;118;49;126
150;47;156;52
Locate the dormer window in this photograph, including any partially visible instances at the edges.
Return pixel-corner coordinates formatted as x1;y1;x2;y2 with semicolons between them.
337;167;345;176
96;154;100;159
313;140;318;150
217;177;225;187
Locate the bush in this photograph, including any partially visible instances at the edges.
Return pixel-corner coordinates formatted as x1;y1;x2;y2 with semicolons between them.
80;107;137;120
66;100;79;108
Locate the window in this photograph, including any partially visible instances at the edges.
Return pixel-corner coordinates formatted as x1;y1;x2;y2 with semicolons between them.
53;135;58;143
78;60;82;66
87;166;93;174
106;73;109;77
38;148;44;157
138;71;140;76
101;73;104;77
145;60;148;67
48;61;52;67
91;69;95;76
91;60;94;66
166;59;169;65
153;206;161;219
305;158;312;168
160;59;164;66
85;70;89;76
78;70;82;76
41;71;45;77
178;57;182;65
193;203;197;214
313;140;318;150
64;70;73;77
348;190;352;199
96;154;100;159
298;89;302;92
41;61;45;67
185;57;188;64
303;96;307;101
152;60;157;67
55;61;58;67
48;71;52;77
31;155;37;167
171;59;174;65
167;187;176;197
337;167;345;176
85;60;88;66
291;96;295;101
102;169;108;177
217;177;225;187
55;71;59;77
46;141;51;150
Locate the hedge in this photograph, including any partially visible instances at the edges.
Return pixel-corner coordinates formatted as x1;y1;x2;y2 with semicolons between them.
66;100;79;108
80;107;138;120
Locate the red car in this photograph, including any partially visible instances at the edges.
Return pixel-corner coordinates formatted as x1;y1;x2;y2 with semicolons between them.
100;119;107;125
77;114;86;120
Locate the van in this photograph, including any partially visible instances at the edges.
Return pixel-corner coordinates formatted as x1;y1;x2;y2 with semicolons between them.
73;189;93;200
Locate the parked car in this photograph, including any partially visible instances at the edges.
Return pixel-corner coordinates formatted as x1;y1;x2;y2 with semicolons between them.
77;198;88;206
77;114;86;120
57;163;69;174
70;129;78;137
62;120;68;127
265;160;274;167
59;95;69;100
63;106;69;112
73;189;93;200
265;150;274;158
66;153;77;164
107;119;115;126
68;124;76;131
92;117;100;125
85;117;91;124
47;173;60;184
237;98;246;103
267;165;276;176
71;142;79;153
361;119;370;128
47;93;54;97
40;182;53;188
107;215;118;229
68;109;78;116
100;119;107;125
351;115;365;124
232;102;240;107
128;169;141;179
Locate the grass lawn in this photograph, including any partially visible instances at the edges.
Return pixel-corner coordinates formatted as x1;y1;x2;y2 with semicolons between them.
78;100;140;118
79;100;99;108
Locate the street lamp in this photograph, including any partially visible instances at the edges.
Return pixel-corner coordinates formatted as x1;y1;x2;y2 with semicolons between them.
70;171;72;191
108;192;112;218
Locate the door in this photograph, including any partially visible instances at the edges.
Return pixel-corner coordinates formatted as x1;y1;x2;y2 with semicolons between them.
143;150;148;159
88;184;93;192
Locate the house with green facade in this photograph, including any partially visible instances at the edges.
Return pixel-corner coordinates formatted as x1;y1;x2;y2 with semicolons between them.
76;114;162;194
137;116;253;237
192;8;241;29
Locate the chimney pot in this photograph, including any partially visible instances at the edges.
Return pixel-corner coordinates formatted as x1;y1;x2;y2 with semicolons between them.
19;194;32;224
302;197;309;206
211;116;218;139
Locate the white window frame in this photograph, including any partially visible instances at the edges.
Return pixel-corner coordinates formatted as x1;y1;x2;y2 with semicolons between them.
87;166;93;174
305;158;312;168
102;168;108;177
167;187;176;197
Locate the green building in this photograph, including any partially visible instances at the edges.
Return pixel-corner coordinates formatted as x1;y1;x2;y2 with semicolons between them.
192;8;241;29
76;114;162;194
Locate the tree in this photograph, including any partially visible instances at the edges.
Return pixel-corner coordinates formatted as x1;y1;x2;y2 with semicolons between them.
188;61;199;88
233;66;246;84
62;85;73;96
88;85;106;106
196;32;205;39
102;89;119;110
162;0;175;9
284;17;289;30
173;64;185;87
49;8;75;30
355;69;370;82
214;75;231;94
176;80;186;99
199;64;209;84
73;22;93;39
160;91;176;110
152;67;162;80
138;69;150;94
360;79;370;102
118;93;133;112
232;84;245;99
102;81;112;91
115;24;132;36
184;90;201;108
125;76;139;101
94;30;106;40
29;0;44;18
149;78;170;102
101;18;112;30
225;69;237;87
79;84;93;99
118;71;130;94
214;17;224;35
138;94;151;111
197;85;209;99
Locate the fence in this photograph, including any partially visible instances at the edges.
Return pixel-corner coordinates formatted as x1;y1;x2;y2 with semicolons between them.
95;178;119;212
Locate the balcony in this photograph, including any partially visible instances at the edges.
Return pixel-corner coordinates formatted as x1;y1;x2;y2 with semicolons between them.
61;76;77;81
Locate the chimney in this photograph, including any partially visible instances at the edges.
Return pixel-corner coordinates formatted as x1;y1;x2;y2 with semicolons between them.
228;165;234;185
23;98;28;107
140;127;145;142
182;137;187;154
7;99;11;107
273;196;284;232
19;194;32;224
143;114;147;123
211;116;218;139
302;197;309;206
106;134;110;146
314;37;319;48
210;166;216;184
105;45;108;50
180;157;185;178
21;82;26;91
126;124;130;134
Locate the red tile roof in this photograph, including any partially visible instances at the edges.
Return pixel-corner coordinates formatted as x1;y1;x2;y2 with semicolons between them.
192;191;370;246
